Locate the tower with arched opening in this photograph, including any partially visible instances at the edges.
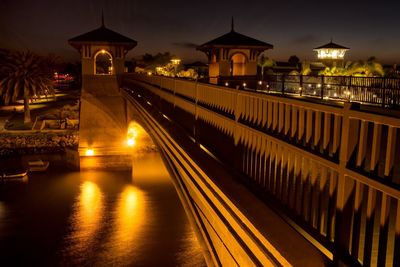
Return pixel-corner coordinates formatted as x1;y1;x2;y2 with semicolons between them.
313;40;349;67
197;19;273;84
69;15;137;169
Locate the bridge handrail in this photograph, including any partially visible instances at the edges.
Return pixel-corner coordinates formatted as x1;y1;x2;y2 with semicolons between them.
123;73;400;266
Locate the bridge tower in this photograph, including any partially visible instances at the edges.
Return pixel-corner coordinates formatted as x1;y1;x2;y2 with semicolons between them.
197;18;273;84
69;15;137;169
313;39;349;67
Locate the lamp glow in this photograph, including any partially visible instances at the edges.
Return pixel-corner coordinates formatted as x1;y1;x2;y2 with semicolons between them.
127;138;136;147
171;58;181;65
85;149;94;156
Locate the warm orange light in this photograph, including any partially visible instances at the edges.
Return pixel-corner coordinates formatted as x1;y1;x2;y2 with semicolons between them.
85;148;94;156
64;180;103;255
171;58;181;65
104;185;147;258
101;49;106;54
127;138;136;147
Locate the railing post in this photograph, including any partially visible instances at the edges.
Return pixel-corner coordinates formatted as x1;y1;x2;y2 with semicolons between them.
348;76;352;102
300;74;303;96
193;81;198;141
173;77;176;108
321;75;325;100
382;77;386;108
282;74;285;95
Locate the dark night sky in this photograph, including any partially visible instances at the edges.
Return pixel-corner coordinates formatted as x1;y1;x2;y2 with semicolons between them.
1;0;400;64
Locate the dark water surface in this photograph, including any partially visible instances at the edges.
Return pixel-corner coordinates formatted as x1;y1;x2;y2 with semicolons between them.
0;153;205;267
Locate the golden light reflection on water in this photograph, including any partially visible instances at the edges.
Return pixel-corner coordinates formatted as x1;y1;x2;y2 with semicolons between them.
66;180;104;256
176;219;205;267
102;185;147;262
0;202;5;221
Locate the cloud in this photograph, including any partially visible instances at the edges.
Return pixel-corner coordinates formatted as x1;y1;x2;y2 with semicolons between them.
172;42;199;49
291;34;319;45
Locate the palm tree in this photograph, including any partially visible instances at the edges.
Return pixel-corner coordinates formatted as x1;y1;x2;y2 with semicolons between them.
258;54;275;78
319;58;385;77
0;51;54;124
301;61;312;75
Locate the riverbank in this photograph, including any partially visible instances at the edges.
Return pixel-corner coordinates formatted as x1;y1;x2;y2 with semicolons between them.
0;130;78;157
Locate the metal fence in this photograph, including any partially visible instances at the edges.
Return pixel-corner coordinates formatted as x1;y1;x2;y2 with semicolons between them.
258;74;400;108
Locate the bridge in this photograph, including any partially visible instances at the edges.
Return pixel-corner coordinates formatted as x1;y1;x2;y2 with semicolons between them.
68;22;400;266
115;73;399;266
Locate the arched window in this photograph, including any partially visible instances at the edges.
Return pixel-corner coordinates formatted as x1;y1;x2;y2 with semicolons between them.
230;53;246;76
95;50;113;75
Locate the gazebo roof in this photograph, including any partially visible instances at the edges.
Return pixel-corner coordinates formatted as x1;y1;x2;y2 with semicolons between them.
314;41;349;50
68;19;137;50
197;19;273;51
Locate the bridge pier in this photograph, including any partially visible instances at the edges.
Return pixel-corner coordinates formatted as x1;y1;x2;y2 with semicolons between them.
77;77;133;170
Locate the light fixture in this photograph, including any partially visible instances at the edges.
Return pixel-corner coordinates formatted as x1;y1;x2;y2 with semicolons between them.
127;138;135;147
85;149;94;156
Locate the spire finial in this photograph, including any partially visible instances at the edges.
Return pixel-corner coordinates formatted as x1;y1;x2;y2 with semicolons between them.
101;9;105;27
330;37;333;43
231;16;234;32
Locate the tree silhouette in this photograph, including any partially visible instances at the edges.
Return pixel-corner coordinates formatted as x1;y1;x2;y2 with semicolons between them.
258;54;275;77
0;51;55;124
288;55;300;66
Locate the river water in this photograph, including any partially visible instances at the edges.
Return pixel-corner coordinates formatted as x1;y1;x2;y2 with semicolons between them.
0;152;206;267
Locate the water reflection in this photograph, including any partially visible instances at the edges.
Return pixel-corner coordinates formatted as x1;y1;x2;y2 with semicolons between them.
0;201;5;235
62;180;104;263
176;219;206;267
103;185;148;263
0;153;205;266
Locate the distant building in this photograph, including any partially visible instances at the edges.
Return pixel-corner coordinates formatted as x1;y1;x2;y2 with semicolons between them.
313;40;349;67
197;18;273;84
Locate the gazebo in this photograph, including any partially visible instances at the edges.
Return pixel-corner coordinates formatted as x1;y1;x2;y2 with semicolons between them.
197;19;273;84
313;40;349;66
68;15;137;77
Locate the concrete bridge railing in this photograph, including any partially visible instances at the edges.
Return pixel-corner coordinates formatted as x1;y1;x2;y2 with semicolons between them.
122;73;400;267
